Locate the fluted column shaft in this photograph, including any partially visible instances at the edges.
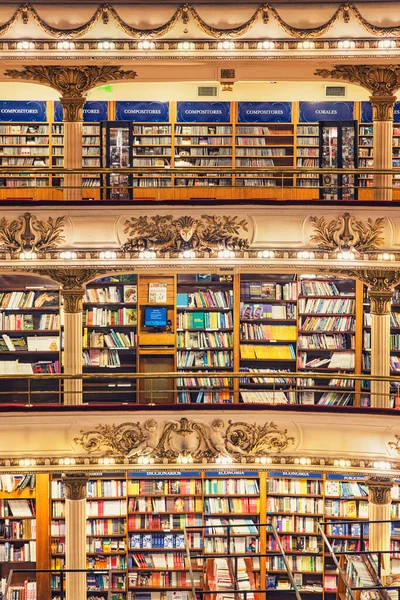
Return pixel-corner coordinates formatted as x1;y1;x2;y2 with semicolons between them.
62;289;84;405
367;477;393;578
370;290;393;408
371;96;396;202
61;98;85;201
63;474;88;600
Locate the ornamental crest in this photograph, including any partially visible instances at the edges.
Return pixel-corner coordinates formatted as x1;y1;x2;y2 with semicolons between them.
309;212;385;253
122;215;249;254
74;418;294;461
0;212;65;255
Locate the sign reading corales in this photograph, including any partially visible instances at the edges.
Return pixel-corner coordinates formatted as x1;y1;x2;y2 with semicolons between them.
54;101;108;123
362;100;400;123
177;101;230;123
238;102;292;123
299;101;354;122
0;100;47;122
116;101;169;122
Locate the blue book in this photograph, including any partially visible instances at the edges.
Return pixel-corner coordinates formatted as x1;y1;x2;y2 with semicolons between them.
177;293;189;307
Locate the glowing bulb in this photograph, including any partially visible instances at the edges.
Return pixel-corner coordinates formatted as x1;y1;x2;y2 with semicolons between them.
99;250;117;260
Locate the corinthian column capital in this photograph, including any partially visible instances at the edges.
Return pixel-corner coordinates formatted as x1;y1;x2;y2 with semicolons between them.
314;65;400;97
348;269;400;315
62;473;88;500
366;476;393;505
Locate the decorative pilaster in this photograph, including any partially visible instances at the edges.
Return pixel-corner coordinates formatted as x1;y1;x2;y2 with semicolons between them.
39;268;106;404
4;66;137;201
351;270;400;408
366;476;393;577
315;66;400;201
63;473;88;600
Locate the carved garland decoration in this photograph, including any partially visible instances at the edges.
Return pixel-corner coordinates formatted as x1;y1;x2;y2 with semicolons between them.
1;4;400;40
309;212;385;254
0;212;65;255
73;418;295;461
122;215;249;254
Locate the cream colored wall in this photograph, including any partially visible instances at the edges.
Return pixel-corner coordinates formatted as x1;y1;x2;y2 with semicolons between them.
0;80;369;102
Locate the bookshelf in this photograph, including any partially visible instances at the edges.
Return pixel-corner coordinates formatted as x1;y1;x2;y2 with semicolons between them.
239;275;297;405
82;275;137;403
132;123;172;188
0;123;50;192
176;274;234;404
266;471;324;595
235;124;294;188
295;124;319;191
127;471;203;597
297;276;357;406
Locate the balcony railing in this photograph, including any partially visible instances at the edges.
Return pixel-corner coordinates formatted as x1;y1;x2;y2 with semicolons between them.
0;371;398;409
0;167;398;202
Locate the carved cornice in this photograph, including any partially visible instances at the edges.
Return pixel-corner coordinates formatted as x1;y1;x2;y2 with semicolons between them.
74;418;295;461
4;67;137;120
123;215;249;254
0;212;65;256
309;213;385;254
2;4;400;40
365;476;393;505
62;473;88;500
314;66;400;108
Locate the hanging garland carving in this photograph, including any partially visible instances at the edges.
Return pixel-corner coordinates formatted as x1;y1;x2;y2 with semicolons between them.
73;418;295;461
2;3;400;40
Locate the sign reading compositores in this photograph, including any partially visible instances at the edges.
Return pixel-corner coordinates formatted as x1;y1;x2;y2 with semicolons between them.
361;100;400;123
177;101;230;123
299;101;354;122
238;102;292;123
116;101;169;122
54;101;108;123
0;100;47;122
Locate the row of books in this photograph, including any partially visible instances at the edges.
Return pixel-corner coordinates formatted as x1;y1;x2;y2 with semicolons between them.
128;514;202;530
239;368;293;384
204;478;259;495
177;376;232;387
0;499;34;517
298;333;352;350
82;349;121;367
299;281;344;296
204;497;258;514
130;553;187;569
241;302;296;320
177;290;233;309
129;533;188;550
87;554;126;569
178;389;233;403
298;298;355;314
240;281;297;301
268;535;320;552
86;500;127;517
267;497;323;514
240;323;296;341
325;480;368;498
83;329;137;349
0;518;36;540
0;291;58;309
87;537;126;553
0;541;36;562
240;344;296;360
177;311;233;330
128;479;201;495
267;478;322;495
84;308;137;327
300;316;355;332
128;497;202;513
0;313;58;331
240;390;291;404
204;536;258;554
177;350;233;368
127;571;198;587
298;351;355;369
325;499;368;518
177;331;233;349
85;286;137;304
0;580;36;600
267;555;323;572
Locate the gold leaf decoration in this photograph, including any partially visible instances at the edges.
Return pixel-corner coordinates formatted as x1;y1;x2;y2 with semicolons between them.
266;4;345;38
74;418;295;460
309;212;385;253
106;4;186;39
187;4;266;39
28;4;103;39
122;214;249;254
0;212;65;254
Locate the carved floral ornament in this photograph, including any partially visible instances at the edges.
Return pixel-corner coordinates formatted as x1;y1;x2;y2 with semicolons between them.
62;473;88;500
309;212;385;255
122;214;249;255
2;3;400;39
365;476;393;505
0;212;65;256
73;418;295;462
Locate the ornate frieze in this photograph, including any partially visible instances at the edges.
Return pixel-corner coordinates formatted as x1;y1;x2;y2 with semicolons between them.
62;473;88;500
122;215;249;254
365;476;393;505
0;212;65;256
74;418;295;461
309;212;385;254
2;4;400;40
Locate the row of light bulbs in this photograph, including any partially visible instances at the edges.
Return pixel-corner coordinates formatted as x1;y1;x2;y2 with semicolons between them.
17;249;400;262
16;457;394;469
14;38;399;52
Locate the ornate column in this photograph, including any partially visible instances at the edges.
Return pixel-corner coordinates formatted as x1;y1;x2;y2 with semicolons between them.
315;66;400;201
353;270;400;408
4;66;137;201
63;473;88;600
366;476;393;577
40;268;105;405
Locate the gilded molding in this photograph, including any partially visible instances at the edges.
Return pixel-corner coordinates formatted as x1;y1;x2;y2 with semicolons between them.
347;269;400;315
309;212;385;254
0;212;65;255
388;434;400;454
365;476;393;505
314;65;400;97
61;289;85;314
371;95;397;121
74;418;295;461
123;215;249;254
2;3;400;40
4;66;137;115
62;473;88;500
